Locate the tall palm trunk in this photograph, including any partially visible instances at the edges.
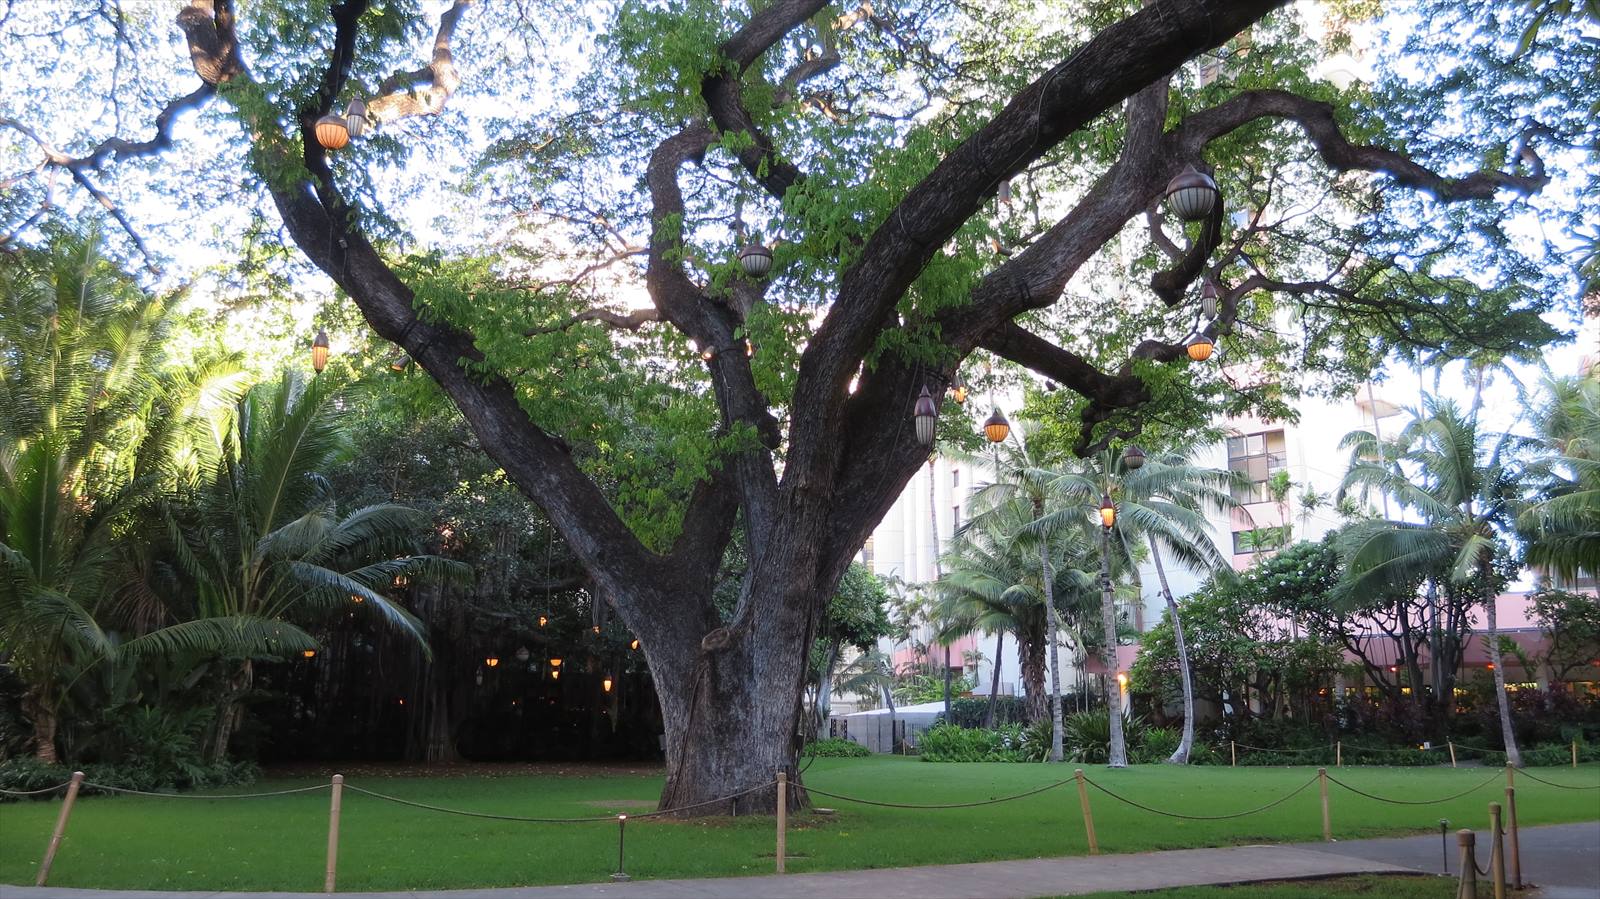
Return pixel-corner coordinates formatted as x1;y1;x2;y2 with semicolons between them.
1148;536;1194;764
23;687;60;764
1039;539;1064;763
983;631;1004;728
1018;634;1048;723
1099;525;1127;767
1484;593;1522;767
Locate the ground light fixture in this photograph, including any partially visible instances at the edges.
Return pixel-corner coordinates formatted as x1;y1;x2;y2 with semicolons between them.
913;385;938;446
1099;494;1116;529
1185;330;1215;362
1164;164;1219;222
738;243;773;277
1122;445;1146;470
311;328;330;373
314;113;350;150
983;408;1010;444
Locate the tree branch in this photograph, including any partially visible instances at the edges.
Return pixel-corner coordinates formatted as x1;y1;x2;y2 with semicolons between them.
365;0;473;125
522;304;659;337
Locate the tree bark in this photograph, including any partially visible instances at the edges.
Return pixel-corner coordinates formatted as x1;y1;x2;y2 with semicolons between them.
1485;593;1522;768
210;658;253;764
1040;538;1065;763
23;687;59;764
1017;632;1048;724
1099;525;1127;767
984;631;1004;728
1148;536;1194;764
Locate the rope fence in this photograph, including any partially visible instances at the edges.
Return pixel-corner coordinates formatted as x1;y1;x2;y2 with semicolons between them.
4;758;1594;892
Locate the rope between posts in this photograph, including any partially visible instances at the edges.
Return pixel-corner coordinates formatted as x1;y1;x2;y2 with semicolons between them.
82;782;333;799
1233;743;1324;754
1324;772;1500;806
1515;769;1600;791
1082;773;1319;820
344;780;771;823
801;777;1074;809
0;782;73;796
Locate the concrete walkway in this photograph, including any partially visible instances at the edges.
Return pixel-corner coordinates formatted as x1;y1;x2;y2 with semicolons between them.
1299;821;1600;899
2;843;1414;899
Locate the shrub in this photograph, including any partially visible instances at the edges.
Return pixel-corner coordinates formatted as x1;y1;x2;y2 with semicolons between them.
938;696;1028;729
1019;719;1053;762
1064;709;1147;764
803;737;870;758
918;724;1026;762
1133;726;1181;764
0;756;258;801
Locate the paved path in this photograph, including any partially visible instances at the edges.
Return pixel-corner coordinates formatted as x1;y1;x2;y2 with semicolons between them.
1299;821;1600;899
2;843;1412;899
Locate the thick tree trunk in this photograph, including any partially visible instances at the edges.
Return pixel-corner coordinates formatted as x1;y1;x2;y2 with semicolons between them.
1018;634;1048;723
23;688;59;764
1148;538;1194;764
1485;595;1522;767
983;631;1004;728
1040;539;1064;763
210;658;254;764
1099;526;1127;767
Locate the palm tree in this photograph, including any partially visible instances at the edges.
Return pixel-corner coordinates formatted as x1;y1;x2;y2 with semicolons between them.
1519;372;1600;582
1109;450;1238;763
1337;399;1526;766
965;434;1097;763
0;231;243;761
145;372;465;760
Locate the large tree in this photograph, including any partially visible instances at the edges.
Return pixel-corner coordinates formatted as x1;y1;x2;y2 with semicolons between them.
1;0;1587;809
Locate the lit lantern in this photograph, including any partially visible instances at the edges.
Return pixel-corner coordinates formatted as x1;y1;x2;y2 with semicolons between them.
311;328;330;373
551;669;561;680
389;354;410;372
630;639;640;651
950;375;968;406
738;243;773;277
745;339;755;357
1164;165;1219;221
1122;445;1146;470
314;113;350;150
1116;672;1128;690
350;594;364;604
344;98;368;139
1099;494;1116;529
302;650;317;659
538;615;548;627
550;658;563;668
1185;330;1215;362
913;385;938;447
983;408;1010;444
485;657;500;668
592;625;601;634
603;677;614;693
700;346;716;362
1201;280;1219;318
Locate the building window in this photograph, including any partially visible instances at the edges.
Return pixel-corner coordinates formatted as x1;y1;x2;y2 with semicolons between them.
952;505;961;529
860;536;875;571
1227;430;1287;504
952;468;961;488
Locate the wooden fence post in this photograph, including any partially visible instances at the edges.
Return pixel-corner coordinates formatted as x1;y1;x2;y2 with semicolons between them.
1318;768;1331;842
1456;830;1477;899
1335;741;1342;768
1449;740;1457;768
1488;801;1505;899
1504;786;1522;890
1074;769;1099;855
1231;741;1237;768
325;773;344;893
35;771;84;887
1574;739;1580;769
775;769;787;874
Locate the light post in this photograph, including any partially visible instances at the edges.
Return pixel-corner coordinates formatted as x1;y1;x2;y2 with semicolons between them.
1098;491;1127;767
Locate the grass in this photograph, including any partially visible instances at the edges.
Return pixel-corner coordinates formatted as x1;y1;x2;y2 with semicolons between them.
1;759;1595;892
1071;874;1458;898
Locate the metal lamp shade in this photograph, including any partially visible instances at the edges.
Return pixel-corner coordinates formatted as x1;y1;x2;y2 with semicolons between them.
1122;445;1146;470
311;328;330;373
983;408;1010;444
738;244;773;277
1201;280;1219;318
913;386;938;446
1165;165;1218;221
1185;331;1215;362
314;114;350;150
344;98;368;139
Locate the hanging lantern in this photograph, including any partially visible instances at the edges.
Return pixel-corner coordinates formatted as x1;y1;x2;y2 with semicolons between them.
1122;445;1146;470
700;346;716;362
997;179;1012;206
1099;494;1117;529
350;594;364;604
515;646;531;662
314;113;350;150
745;339;755;357
913;385;938;447
311;328;330;373
550;658;563;667
949;374;968;406
552;669;561;680
302;650;317;659
485;656;500;668
538;614;548;628
737;243;773;277
1185;330;1215;362
630;639;640;651
592;625;601;634
603;677;614;693
344;98;368;139
983;408;1010;444
1164;165;1219;222
1201;280;1219;318
389;354;410;372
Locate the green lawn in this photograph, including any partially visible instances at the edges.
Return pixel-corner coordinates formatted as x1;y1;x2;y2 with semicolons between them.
2;759;1595;892
1071;874;1458;898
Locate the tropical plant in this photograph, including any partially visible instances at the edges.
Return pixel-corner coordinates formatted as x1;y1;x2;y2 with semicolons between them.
144;372;465;760
1337;399;1529;765
1519;372;1600;581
